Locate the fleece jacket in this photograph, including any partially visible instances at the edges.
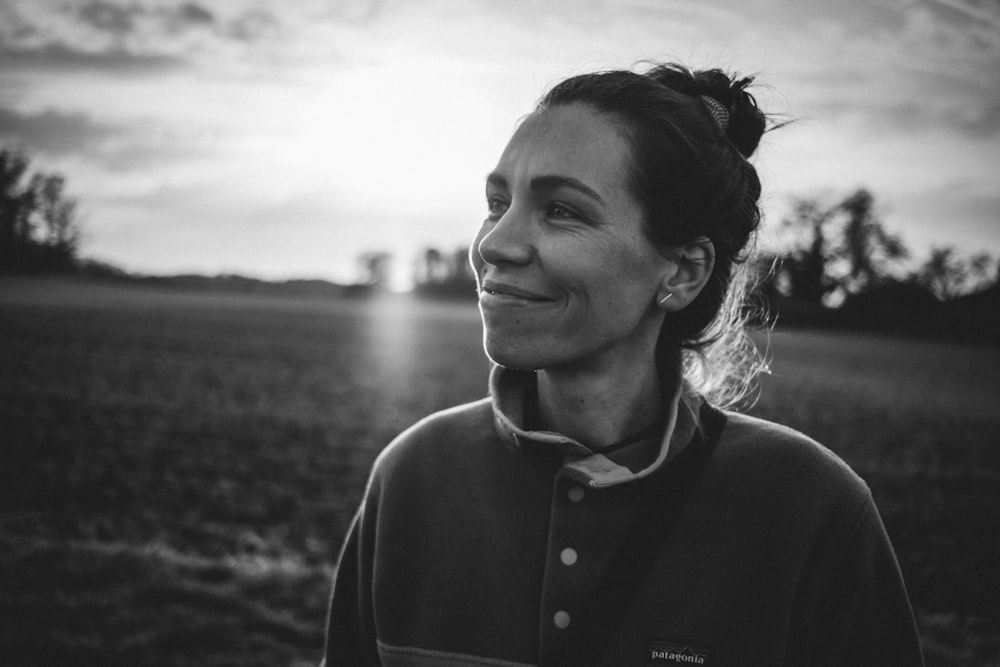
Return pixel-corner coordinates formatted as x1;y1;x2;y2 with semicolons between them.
323;366;924;667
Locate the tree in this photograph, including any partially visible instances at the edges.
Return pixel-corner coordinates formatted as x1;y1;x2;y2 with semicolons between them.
916;247;996;300
775;188;907;305
412;245;477;299
0;146;83;272
834;189;907;295
0;148;36;269
969;252;996;288
32;173;80;263
356;251;392;287
777;196;837;304
415;247;448;284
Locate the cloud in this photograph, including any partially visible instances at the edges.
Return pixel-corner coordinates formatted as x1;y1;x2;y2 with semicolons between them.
926;0;1000;31
890;179;1000;255
0;1;284;74
225;8;279;42
0;107;116;155
169;2;216;29
77;1;140;35
805;92;1000;139
758;0;1000;139
0;104;227;171
0;42;183;74
76;1;217;36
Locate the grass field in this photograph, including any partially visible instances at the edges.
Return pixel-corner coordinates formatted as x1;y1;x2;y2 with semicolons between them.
1;277;998;666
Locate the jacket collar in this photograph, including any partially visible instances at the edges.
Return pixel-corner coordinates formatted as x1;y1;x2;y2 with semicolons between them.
489;360;700;489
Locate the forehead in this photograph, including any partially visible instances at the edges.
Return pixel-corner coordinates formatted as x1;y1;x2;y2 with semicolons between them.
495;104;632;191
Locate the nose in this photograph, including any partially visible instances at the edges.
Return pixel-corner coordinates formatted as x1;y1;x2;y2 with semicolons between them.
474;207;535;269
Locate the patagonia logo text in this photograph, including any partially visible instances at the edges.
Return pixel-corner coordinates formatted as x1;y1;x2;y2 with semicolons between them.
646;639;711;665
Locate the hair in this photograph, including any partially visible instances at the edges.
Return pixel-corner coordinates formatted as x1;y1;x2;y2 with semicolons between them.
537;63;771;408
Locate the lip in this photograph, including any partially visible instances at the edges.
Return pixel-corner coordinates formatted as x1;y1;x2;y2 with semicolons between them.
479;279;553;302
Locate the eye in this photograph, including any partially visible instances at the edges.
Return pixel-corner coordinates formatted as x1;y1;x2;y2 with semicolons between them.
486;195;509;220
546;202;581;221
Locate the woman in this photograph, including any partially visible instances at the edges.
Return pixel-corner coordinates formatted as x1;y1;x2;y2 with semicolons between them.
324;63;924;666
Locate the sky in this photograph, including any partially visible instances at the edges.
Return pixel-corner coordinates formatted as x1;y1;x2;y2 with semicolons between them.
1;0;998;287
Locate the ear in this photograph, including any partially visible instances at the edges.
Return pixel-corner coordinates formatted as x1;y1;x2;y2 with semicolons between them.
656;237;715;310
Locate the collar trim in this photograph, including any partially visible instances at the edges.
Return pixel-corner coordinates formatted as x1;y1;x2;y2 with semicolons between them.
489;364;698;488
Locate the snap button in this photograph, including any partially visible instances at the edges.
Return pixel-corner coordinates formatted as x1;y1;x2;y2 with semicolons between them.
567;486;585;502
560;548;578;566
553;610;571;629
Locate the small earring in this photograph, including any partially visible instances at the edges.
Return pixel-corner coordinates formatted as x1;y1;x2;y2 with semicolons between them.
658;293;673;305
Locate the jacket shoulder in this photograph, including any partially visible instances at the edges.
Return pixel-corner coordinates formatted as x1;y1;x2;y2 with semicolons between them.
715;410;872;515
720;411;863;477
370;397;495;481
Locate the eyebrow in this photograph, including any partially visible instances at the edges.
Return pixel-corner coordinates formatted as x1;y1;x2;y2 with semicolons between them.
485;172;606;206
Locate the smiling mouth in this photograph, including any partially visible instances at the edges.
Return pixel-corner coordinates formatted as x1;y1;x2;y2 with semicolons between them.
480;282;552;302
481;289;547;301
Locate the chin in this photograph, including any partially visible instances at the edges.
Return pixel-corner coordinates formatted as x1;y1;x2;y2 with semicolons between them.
484;348;536;371
483;337;543;371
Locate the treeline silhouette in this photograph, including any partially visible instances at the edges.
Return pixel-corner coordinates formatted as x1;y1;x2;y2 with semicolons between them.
767;188;996;304
2;144;996;343
758;188;998;343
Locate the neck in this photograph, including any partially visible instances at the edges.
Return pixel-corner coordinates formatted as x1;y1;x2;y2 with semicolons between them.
536;356;664;450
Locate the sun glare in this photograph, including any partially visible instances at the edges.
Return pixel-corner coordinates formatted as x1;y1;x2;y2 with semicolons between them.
230;62;507;283
388;255;415;293
285;66;495;203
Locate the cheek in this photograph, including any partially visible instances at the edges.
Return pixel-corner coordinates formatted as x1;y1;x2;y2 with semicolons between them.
585;244;659;313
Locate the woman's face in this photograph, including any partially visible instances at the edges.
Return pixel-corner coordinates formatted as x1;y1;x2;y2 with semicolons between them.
471;103;670;373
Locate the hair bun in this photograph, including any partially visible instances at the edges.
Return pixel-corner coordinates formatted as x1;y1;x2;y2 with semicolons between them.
646;64;766;158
